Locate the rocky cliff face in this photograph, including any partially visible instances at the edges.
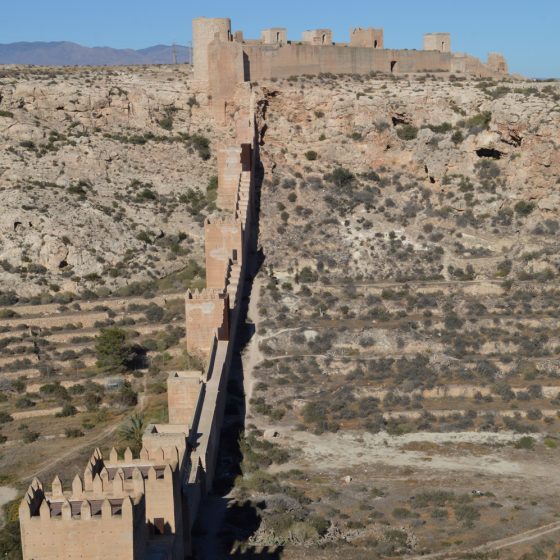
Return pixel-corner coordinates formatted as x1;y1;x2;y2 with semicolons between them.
258;75;560;282
0;65;216;299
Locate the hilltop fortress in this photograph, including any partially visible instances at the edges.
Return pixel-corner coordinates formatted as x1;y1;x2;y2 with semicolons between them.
192;17;509;116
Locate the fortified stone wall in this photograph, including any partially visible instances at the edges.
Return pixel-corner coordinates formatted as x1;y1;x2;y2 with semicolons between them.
197;17;509;116
240;44;453;80
167;372;203;426
19;56;260;558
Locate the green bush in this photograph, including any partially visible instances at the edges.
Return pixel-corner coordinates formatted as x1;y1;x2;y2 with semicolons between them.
190;134;211;160
158;115;173;131
305;150;318;161
95;328;132;372
454;503;480;528
0;412;13;424
463;111;492;130
65;428;84;438
396;125;418;141
22;429;39;443
515;436;535;450
514;200;535;216
298;267;318;284
55;404;77;418
427;122;452;134
19;140;36;150
451;130;464;144
329;167;354;188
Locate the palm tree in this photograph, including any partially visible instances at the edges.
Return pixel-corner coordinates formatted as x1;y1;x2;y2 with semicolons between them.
118;413;146;454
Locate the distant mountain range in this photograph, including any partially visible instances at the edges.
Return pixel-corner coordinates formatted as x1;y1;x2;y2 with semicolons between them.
0;42;191;66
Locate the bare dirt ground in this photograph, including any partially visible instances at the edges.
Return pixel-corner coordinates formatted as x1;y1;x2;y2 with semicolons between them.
272;429;558;480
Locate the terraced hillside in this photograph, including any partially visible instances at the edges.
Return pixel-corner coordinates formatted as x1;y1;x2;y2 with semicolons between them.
0;65;216;523
221;74;560;558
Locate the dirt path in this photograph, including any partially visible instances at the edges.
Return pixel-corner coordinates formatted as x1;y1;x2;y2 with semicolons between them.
406;520;560;559
11;405;87;421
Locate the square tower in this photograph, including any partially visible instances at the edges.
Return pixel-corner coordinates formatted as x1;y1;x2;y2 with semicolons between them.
204;217;243;289
350;27;384;49
185;289;230;357
261;28;288;45
424;33;451;53
487;53;508;74
301;29;333;45
167;372;202;426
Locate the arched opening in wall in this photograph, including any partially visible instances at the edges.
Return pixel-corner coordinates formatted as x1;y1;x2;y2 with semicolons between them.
390;60;398;73
276;32;280;43
322;34;327;45
442;41;445;51
374;40;378;48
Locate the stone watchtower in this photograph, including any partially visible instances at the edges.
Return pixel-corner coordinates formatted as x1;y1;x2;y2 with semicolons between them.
350;27;384;49
488;53;508;74
192;17;232;83
423;33;451;53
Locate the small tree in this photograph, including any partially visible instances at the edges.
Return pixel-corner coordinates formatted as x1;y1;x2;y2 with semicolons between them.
119;413;147;454
95;328;132;372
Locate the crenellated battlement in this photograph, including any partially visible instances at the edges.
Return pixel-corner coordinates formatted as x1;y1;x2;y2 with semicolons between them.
186;287;227;300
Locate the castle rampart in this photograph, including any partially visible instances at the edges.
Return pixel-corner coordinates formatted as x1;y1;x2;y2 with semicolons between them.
18;13;512;559
21;105;257;555
19;478;147;560
197;18;509;116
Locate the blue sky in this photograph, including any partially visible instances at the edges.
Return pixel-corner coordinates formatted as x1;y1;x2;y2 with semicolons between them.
1;0;558;77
